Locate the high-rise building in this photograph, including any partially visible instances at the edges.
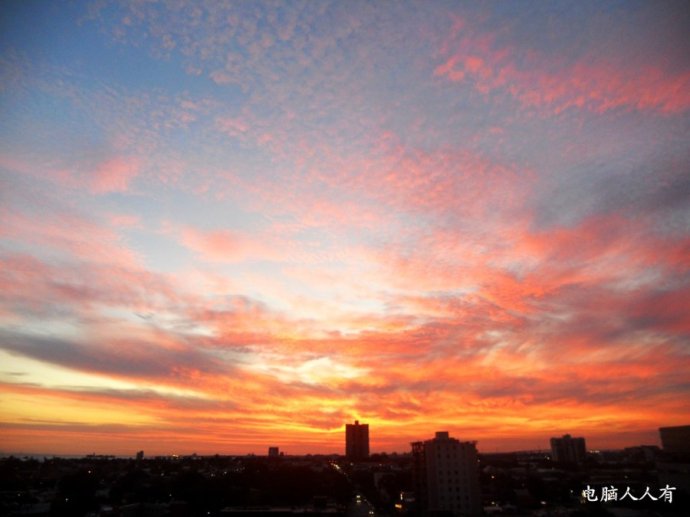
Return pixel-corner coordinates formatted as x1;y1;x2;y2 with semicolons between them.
659;425;690;455
657;425;690;496
268;446;280;457
345;420;369;460
550;434;587;463
412;431;481;516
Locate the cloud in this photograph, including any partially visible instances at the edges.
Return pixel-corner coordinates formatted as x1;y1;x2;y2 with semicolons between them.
89;156;141;193
174;224;277;263
107;213;141;228
0;208;141;268
0;330;229;381
434;15;690;114
1;148;143;196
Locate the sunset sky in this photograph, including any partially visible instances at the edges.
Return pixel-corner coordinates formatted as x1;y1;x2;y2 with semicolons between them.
1;1;689;456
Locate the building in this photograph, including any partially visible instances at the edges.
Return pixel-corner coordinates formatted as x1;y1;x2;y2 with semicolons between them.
268;446;280;457
657;425;690;496
659;425;690;455
345;420;369;460
412;431;481;516
550;434;587;464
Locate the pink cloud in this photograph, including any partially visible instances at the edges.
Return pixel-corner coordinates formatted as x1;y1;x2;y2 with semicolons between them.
0;151;142;194
1;207;141;268
210;70;237;85
107;213;141;228
435;26;690;114
175;225;277;263
294;131;531;227
89;156;141;193
216;116;250;137
0;252;183;319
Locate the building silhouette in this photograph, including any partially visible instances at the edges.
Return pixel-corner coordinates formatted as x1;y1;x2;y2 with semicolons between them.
412;431;481;516
345;420;369;460
659;425;690;455
657;425;690;498
550;434;587;464
268;446;280;457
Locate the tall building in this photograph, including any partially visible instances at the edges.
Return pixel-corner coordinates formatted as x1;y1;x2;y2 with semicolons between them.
412;431;481;517
268;446;280;457
659;425;690;455
550;434;587;464
345;420;369;460
657;425;690;496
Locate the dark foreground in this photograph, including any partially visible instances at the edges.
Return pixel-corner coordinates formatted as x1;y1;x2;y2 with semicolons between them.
1;448;688;516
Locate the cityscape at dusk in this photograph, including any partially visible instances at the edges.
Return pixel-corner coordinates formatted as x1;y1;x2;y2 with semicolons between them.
2;0;690;458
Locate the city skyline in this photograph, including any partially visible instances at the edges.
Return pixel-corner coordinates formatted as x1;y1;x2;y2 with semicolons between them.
1;1;689;456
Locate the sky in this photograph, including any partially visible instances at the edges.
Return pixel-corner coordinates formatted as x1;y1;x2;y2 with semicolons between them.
1;0;689;456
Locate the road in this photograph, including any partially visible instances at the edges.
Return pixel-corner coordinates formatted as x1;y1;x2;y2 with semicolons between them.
330;462;376;517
